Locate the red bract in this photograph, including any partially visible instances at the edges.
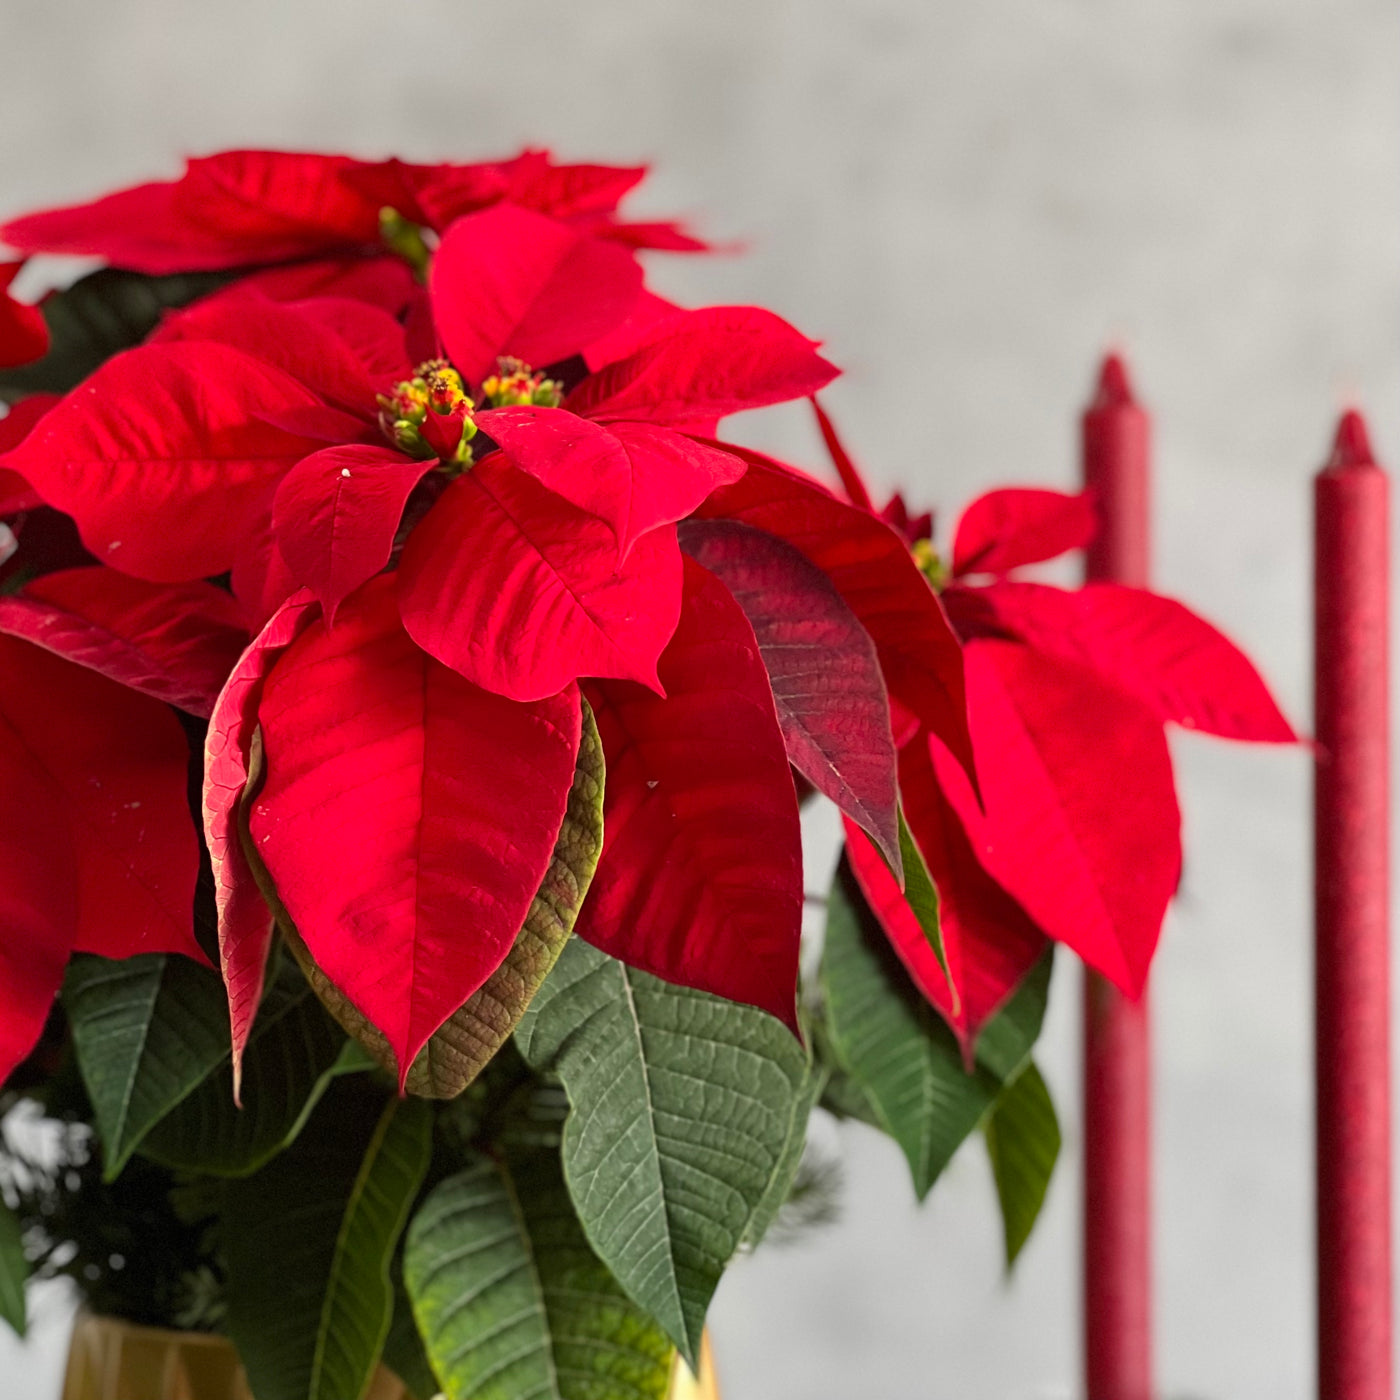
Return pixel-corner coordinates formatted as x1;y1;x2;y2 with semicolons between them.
944;580;1298;743
397;454;684;701
246;578;582;1082
679;517;902;877
202;592;319;1092
0;149;700;276
578;558;804;1031
271;445;434;625
695;445;975;786
0;634;204;1081
951;487;1098;578
431;205;645;386
0;341;332;581
816;415;1294;1028
931;641;1181;996
0;262;47;369
474;411;745;561
0;568;246;716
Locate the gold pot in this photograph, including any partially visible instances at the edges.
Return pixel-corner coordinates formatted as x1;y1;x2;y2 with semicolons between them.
61;1313;719;1400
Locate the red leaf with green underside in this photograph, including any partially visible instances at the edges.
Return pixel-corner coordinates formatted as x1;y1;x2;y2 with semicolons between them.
202;592;320;1092
247;578;581;1081
945;580;1298;743
430;204;644;387
930;639;1180;996
151;290;379;420
0;737;76;1083
0;342;330;581
397;453;682;703
567;306;838;432
578;558;803;1032
0;568;246;716
0;635;202;964
272;445;435;625
950;488;1097;578
678;517;901;877
476;408;744;557
694;445;976;788
844;737;1048;1053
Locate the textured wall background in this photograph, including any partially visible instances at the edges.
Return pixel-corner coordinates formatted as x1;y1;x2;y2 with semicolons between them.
1;2;1397;1395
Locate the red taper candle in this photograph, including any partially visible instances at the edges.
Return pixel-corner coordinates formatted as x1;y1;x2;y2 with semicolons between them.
1314;409;1391;1400
1081;352;1154;1400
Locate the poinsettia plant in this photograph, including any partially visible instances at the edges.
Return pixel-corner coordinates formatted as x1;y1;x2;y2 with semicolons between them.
0;147;1291;1400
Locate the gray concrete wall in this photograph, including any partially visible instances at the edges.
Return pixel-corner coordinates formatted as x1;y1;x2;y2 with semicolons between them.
1;2;1397;1395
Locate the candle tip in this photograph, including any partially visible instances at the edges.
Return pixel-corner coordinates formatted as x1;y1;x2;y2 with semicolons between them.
1327;408;1376;470
1091;352;1137;410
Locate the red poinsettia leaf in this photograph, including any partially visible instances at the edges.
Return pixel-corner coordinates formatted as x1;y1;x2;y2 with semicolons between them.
0;634;203;964
810;396;873;511
0;342;330;581
202;591;320;1090
398;453;682;702
0;736;77;1084
929;639;1180;995
944;580;1298;744
0;395;60;513
230;505;302;634
272;444;434;625
951;487;1098;578
237;257;419;318
567;306;838;431
431;204;644;386
678;518;901;875
582;289;686;372
507;160;648;218
171;151;381;256
578;558;803;1031
151;289;378;419
248;577;581;1079
694;444;977;788
0;568;246;716
476;408;744;557
0;181;233;274
286;297;410;382
341;157;508;233
844;739;1048;1052
594;220;709;253
0;262;49;369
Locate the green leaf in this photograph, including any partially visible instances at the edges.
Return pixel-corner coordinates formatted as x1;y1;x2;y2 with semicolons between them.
741;1058;823;1252
64;953;232;1180
515;938;808;1365
225;1079;432;1400
275;697;605;1098
137;957;348;1177
973;950;1054;1082
0;267;232;401
405;1150;675;1400
0;1197;27;1338
984;1061;1061;1267
308;1098;434;1400
896;810;955;1005
819;860;1053;1200
381;1267;437;1400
